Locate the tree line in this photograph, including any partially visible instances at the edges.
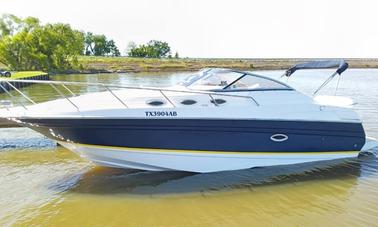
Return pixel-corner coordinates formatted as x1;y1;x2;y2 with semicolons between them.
127;40;177;58
0;14;178;72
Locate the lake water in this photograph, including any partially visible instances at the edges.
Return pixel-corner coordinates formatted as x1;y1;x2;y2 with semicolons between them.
0;69;377;226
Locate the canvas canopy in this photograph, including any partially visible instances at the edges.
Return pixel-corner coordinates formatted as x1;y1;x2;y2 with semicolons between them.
284;60;349;77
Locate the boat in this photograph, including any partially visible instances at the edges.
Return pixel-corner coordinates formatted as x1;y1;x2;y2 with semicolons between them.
0;60;369;172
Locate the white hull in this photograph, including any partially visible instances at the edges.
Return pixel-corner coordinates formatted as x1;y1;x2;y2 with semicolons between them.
59;141;362;173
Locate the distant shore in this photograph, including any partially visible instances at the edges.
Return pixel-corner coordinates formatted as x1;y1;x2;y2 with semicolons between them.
2;57;378;75
75;57;378;74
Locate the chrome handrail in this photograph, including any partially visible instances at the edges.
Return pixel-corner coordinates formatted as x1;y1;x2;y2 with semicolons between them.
49;84;80;111
0;83;28;110
3;80;36;104
103;85;129;108
0;78;260;111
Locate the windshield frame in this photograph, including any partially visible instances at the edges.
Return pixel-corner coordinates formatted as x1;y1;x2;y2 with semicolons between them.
185;68;294;92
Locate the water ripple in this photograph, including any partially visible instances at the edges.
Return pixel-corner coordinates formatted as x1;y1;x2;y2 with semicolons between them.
0;128;56;151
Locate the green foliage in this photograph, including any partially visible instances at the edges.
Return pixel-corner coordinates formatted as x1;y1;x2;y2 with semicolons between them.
106;40;120;57
84;32;120;56
0;14;174;71
0;14;84;72
11;71;47;79
128;40;171;58
174;51;179;58
0;14;23;38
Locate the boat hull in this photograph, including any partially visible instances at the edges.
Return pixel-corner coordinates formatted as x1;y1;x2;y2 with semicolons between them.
16;118;365;172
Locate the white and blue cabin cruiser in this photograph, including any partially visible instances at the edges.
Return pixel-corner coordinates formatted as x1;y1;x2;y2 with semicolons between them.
0;60;367;172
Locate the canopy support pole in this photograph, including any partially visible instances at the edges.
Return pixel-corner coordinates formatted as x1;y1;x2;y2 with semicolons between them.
313;71;338;96
334;73;342;95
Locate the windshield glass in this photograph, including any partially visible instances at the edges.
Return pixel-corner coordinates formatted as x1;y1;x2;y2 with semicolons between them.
185;69;291;91
225;74;290;90
188;70;243;90
178;69;212;86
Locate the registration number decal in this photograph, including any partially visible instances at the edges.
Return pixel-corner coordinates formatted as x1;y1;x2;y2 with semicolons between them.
145;111;178;117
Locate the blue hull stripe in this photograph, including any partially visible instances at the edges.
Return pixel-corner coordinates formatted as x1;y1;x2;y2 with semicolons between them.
18;118;366;153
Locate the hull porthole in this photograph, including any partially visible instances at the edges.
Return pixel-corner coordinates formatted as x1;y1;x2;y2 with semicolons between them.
270;134;288;142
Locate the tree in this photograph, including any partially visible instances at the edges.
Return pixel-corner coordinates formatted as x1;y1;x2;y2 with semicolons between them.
128;40;171;58
0;14;23;38
146;40;170;58
174;51;179;58
84;32;95;55
32;23;84;70
125;41;136;56
106;39;120;56
0;15;84;71
84;32;120;56
128;44;148;57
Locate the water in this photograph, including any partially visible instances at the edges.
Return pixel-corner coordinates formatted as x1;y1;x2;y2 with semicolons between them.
0;69;378;226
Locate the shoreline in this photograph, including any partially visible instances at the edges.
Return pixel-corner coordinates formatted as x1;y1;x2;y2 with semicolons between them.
73;57;378;74
3;58;378;75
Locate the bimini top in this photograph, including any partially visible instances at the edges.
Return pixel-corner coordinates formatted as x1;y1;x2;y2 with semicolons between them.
284;60;349;77
182;68;293;92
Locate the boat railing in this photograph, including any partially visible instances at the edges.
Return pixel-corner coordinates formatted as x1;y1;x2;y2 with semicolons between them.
0;79;259;111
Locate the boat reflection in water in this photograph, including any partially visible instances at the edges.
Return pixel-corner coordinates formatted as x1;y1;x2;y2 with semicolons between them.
62;148;377;196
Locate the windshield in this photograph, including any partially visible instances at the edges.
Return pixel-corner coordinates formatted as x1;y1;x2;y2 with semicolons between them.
185;69;291;91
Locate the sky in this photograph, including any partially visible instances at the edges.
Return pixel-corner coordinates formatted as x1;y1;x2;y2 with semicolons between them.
1;0;378;58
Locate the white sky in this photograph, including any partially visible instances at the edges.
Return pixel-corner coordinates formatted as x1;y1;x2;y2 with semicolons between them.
1;0;378;58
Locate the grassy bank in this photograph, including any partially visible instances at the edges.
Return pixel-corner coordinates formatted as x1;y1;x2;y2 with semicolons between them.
77;56;378;73
10;71;48;79
2;58;378;75
79;56;256;72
